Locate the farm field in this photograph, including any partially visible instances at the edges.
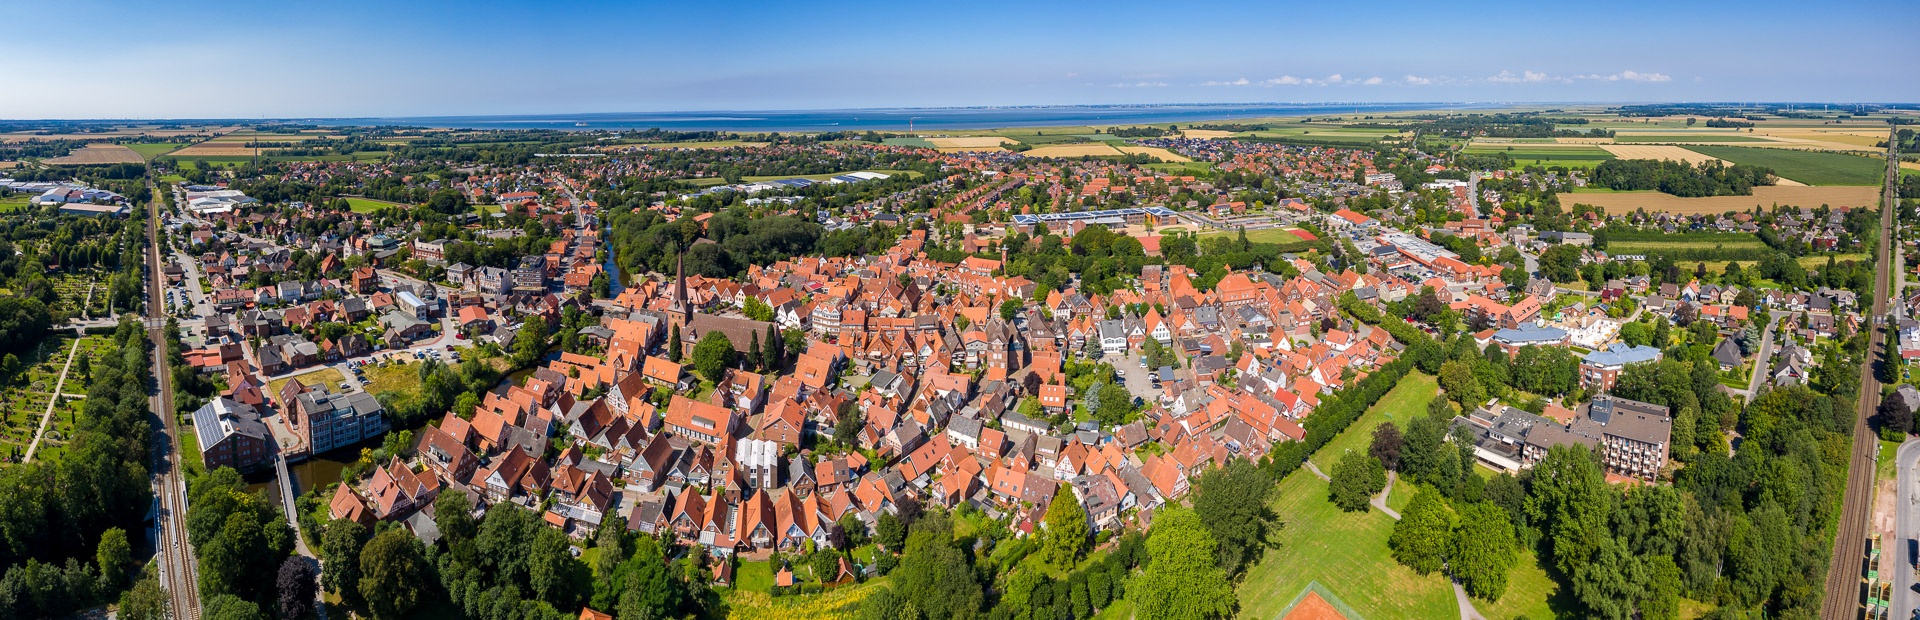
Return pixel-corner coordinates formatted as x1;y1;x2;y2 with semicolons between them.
0;195;30;212
1115;145;1190;162
1600;144;1723;165
1612;134;1770;143
1557;185;1880;215
1684;145;1886;185
170;142;262;157
926;136;1014;149
879;137;934;148
632;140;769;149
1461;145;1615;168
44;144;144;165
1142;161;1214;175
125;142;187;159
1022;143;1127;158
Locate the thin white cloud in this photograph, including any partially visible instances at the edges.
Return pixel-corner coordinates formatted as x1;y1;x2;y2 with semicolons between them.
1263;76;1304;86
1576;70;1671;82
1201;77;1251;86
1488;70;1568;84
1361;76;1383;85
1111;81;1168;88
1325;74;1344;84
1403;75;1434;85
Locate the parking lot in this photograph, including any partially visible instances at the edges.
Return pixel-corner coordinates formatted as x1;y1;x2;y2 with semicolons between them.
1108;351;1166;401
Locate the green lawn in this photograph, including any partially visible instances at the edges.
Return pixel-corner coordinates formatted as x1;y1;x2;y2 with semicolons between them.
1686;145;1886;185
1474;552;1568;620
1309;371;1436;472
360;361;423;399
342;197;408;213
1197;227;1310;245
1878;438;1904;484
0;195;30;212
126;143;187;159
1143;161;1215;176
268;367;344;397
1236;473;1460;620
880;137;934;148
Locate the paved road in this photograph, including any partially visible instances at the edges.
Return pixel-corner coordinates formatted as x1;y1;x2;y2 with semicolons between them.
22;339;84;463
1891;439;1920;620
1819;126;1900;620
1737;314;1786;399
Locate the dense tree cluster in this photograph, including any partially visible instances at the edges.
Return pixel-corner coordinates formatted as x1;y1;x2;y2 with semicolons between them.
1590;159;1775;197
0;317;154;618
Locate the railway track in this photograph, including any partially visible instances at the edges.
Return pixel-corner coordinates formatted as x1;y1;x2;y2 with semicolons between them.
144;180;201;620
1818;126;1899;620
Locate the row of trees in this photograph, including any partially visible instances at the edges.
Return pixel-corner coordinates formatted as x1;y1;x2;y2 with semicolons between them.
1590;159;1775;197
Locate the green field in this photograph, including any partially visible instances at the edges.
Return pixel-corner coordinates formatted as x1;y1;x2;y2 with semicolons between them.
880;137;934;148
1239;370;1561;620
1613;134;1770;143
268;367;343;397
0;195;31;212
1462;146;1616;169
1143;161;1215;176
343;197;408;213
174;151;390;167
360;361;423;399
1198;227;1311;245
1686;145;1885;185
1308;372;1435;472
126;143;187;159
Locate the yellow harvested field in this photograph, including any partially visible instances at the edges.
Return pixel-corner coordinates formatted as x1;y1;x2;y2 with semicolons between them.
0;161;18;169
1116;145;1191;162
938;146;1005;153
44;144;143;165
1600;144;1723;165
1022;143;1124;158
1555;137;1614;144
1180;129;1235;139
926;136;1014;149
1559;185;1879;215
1901;161;1920;172
171;143;263;157
211;134;324;142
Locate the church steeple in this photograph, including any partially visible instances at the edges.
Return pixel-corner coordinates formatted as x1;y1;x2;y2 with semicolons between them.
673;251;691;323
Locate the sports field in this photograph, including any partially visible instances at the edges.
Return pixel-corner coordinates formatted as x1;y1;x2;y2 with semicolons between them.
1557;185;1879;215
343;197;408;213
1683;146;1885;185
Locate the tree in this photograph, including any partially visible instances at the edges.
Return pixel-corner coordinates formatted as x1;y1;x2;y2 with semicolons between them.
1879;397;1913;436
358;528;429;620
1132;507;1235;620
1190;459;1274;576
276;557;317;620
512;315;549;368
95;527;131;588
889;513;983;620
1001;299;1022;321
1389;487;1453;574
531;527;586;609
1538;244;1584;283
834;405;864;447
691;331;735;384
1451;501;1518;600
874;512;906;551
1328;452;1386;512
764;324;783;370
320;518;366;606
1439;360;1485;409
1526;445;1610;577
1369;423;1405;471
118;573;170;620
1043;484;1090;568
743;297;774;322
202;594;266;620
748;331;763;371
1619;322;1650;347
667;324;682;362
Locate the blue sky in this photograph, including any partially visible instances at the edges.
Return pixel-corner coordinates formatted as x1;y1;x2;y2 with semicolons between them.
3;0;1915;118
